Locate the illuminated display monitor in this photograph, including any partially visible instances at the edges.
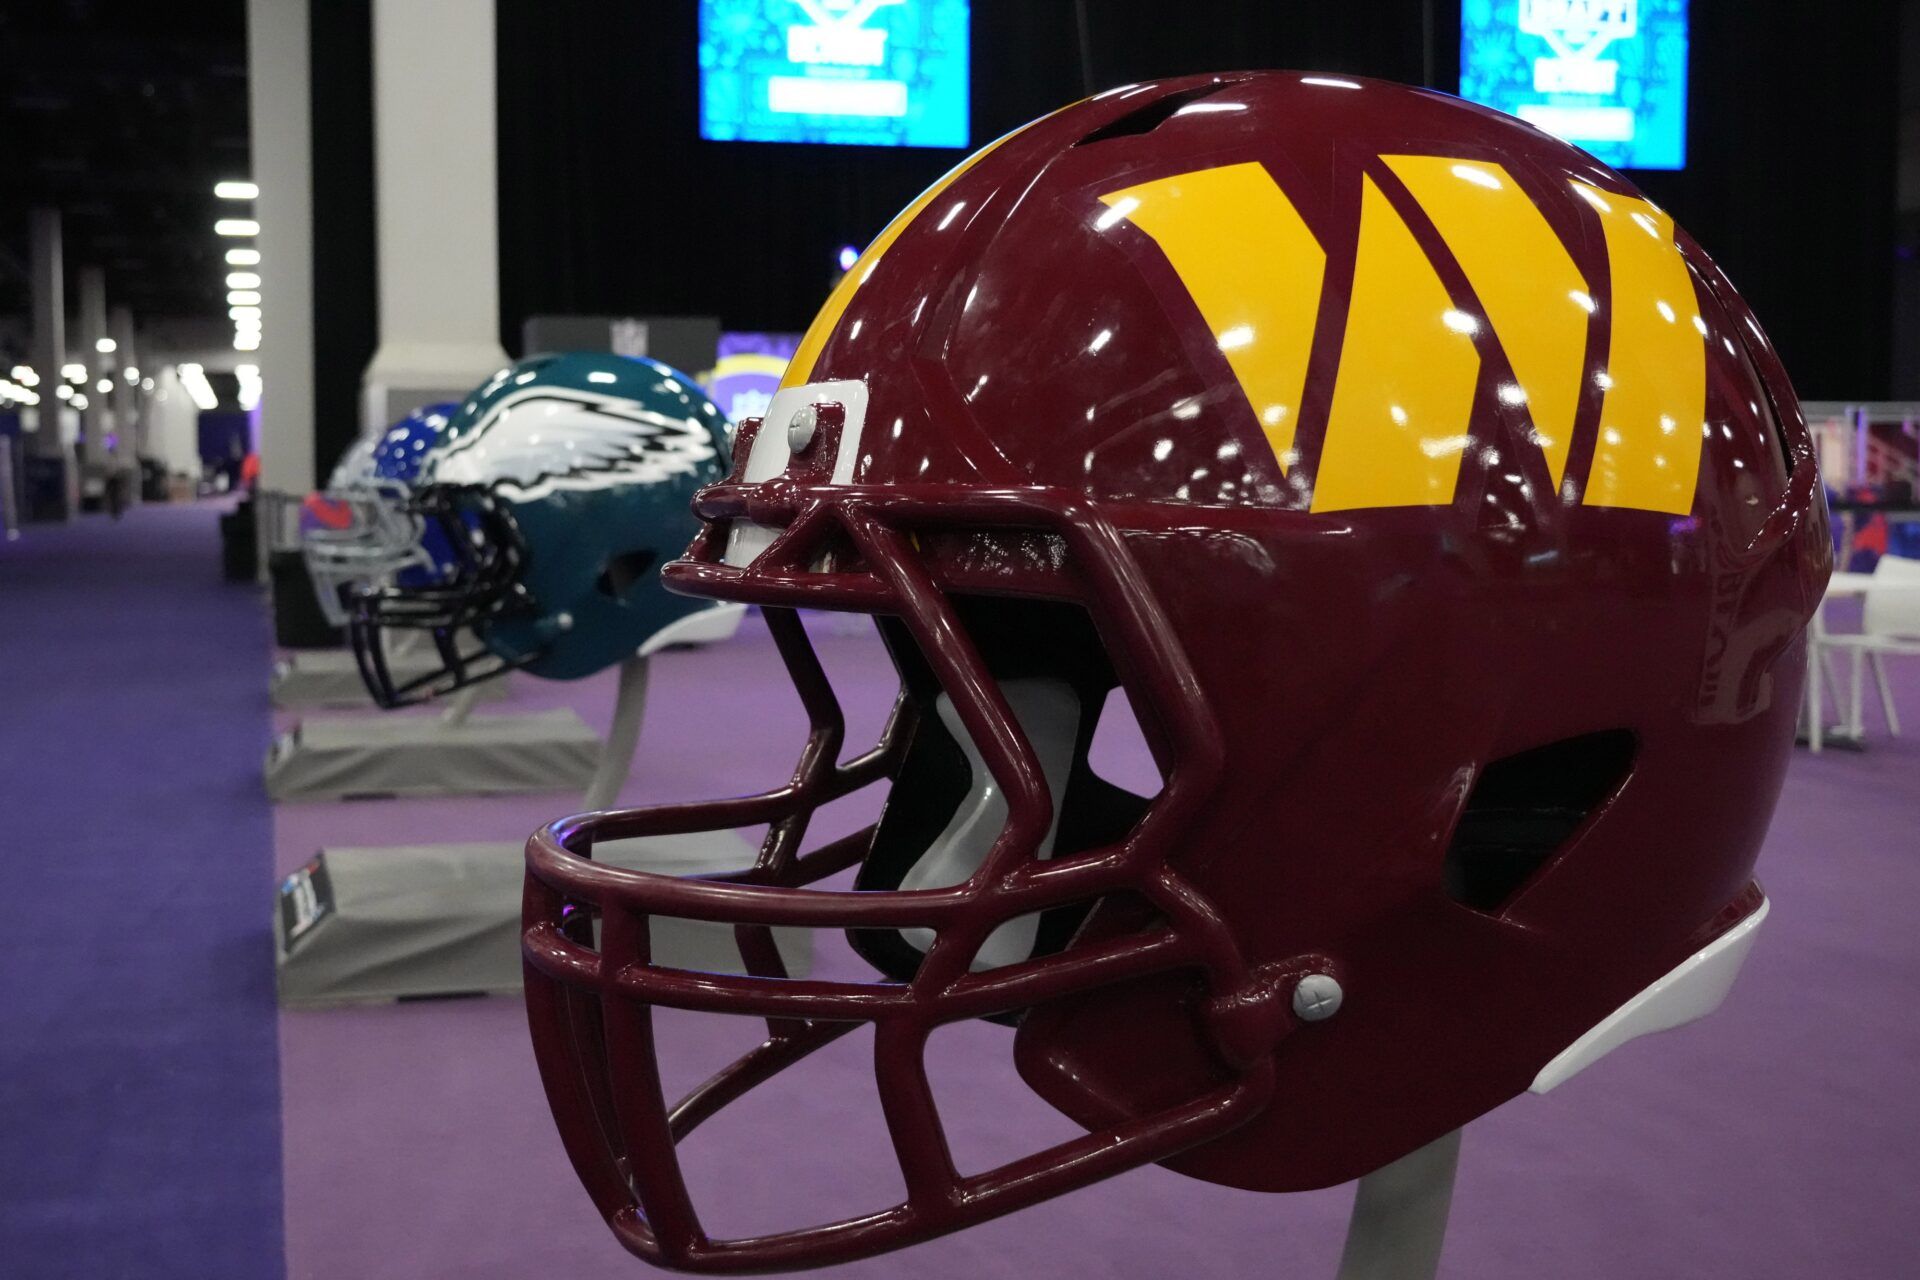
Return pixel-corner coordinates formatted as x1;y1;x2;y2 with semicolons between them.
707;333;803;424
699;0;971;148
1460;0;1689;170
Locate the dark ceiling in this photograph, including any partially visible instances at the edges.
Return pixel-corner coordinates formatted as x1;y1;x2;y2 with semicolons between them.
0;0;250;324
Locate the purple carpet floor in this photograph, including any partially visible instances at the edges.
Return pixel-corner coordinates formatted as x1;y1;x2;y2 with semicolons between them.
272;608;1920;1278
0;503;284;1280
10;502;1919;1279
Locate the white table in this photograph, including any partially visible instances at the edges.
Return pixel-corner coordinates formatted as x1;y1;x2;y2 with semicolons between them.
1804;571;1920;751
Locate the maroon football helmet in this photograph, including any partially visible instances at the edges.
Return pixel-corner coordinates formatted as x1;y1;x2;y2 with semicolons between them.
522;72;1830;1271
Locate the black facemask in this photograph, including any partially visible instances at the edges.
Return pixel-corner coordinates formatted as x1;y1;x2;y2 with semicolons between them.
347;487;544;708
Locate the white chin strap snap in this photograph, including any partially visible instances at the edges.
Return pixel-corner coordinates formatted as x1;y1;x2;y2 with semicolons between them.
898;678;1080;971
722;379;870;569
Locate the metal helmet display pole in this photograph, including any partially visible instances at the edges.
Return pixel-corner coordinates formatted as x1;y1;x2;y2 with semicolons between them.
438;682;482;728
1334;1129;1463;1280
582;654;651;811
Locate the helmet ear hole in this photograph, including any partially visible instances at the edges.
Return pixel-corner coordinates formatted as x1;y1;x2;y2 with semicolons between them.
1443;730;1637;914
595;548;658;599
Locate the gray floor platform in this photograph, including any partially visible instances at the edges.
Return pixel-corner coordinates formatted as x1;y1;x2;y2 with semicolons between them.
263;707;601;802
269;647;511;710
275;831;805;1006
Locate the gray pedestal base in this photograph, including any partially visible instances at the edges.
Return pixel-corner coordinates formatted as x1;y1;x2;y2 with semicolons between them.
264;708;600;801
275;832;805;1006
269;648;511;710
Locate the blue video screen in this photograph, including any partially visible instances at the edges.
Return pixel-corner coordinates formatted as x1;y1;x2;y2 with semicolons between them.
1460;0;1689;170
699;0;971;149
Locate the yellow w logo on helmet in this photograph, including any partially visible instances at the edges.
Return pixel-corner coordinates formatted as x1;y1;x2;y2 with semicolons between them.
1099;155;1707;515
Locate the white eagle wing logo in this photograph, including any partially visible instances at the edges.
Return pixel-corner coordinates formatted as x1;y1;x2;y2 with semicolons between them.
425;389;718;500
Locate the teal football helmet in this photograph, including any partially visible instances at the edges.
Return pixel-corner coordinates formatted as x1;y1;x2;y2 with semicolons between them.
349;352;738;707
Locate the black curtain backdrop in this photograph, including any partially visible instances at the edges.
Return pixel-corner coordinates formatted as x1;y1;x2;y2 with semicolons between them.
483;0;1896;401
309;0;377;482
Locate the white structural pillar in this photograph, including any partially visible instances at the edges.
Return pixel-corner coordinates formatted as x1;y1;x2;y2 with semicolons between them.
77;265;109;469
26;211;65;456
110;306;139;495
248;0;319;495
361;0;509;431
147;367;204;479
24;208;69;518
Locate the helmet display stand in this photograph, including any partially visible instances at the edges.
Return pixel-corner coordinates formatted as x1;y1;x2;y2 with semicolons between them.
1335;1130;1462;1280
262;647;601;802
262;700;599;801
263;604;741;801
268;627;512;710
275;653;802;1006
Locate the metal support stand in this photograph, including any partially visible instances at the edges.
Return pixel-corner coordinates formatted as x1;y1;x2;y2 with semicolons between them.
439;683;481;729
583;655;650;810
1334;1130;1462;1280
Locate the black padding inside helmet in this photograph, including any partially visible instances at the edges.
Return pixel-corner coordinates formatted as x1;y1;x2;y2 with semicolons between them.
849;598;1151;1000
596;548;658;599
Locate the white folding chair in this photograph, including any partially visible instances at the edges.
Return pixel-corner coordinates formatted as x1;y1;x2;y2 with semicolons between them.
1821;555;1920;742
1804;605;1845;753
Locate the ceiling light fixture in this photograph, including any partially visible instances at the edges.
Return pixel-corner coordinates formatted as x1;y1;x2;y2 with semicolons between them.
178;363;219;411
236;364;263;410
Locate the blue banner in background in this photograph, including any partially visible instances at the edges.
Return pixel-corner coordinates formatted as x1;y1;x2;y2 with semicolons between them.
700;0;971;148
1461;0;1689;170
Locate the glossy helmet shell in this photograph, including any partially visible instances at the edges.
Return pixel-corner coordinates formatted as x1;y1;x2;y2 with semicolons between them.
300;409;453;627
523;72;1830;1269
368;401;461;587
710;73;1830;1188
858;72;1821;1191
299;435;379;537
370;401;459;485
325;434;379;492
422;351;732;680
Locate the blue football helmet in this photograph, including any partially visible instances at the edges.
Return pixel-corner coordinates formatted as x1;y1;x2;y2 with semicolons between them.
301;403;459;627
348;352;737;707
